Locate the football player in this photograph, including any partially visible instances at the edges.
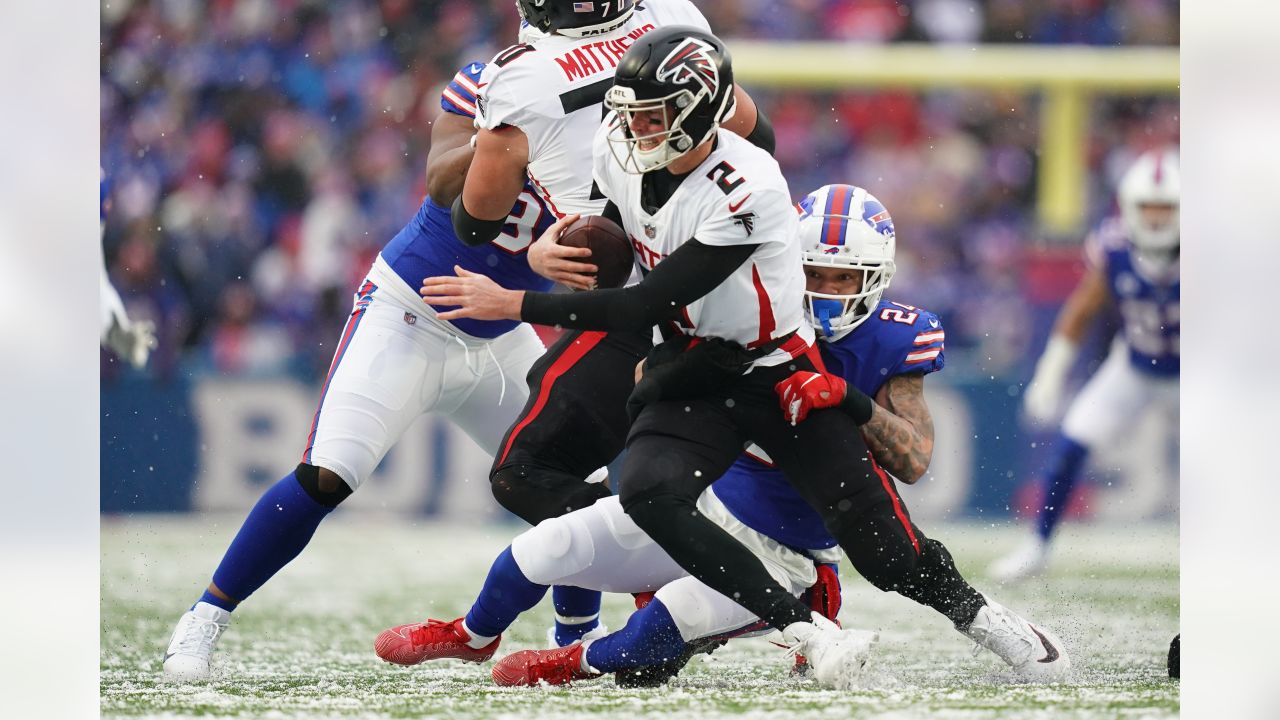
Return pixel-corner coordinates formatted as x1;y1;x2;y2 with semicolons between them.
161;63;553;680
100;169;156;369
422;28;972;686
162;0;776;678
379;185;1069;687
991;149;1180;582
450;0;775;648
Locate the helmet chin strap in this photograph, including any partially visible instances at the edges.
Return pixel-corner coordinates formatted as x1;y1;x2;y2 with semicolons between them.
812;298;842;339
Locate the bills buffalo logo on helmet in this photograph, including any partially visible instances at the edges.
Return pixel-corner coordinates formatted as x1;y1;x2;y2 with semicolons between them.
656;38;721;98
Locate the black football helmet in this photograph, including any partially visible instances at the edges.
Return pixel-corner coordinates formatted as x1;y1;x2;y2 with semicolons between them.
605;26;736;173
516;0;637;38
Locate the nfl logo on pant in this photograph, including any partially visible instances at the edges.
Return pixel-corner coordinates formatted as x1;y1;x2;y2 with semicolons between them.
404;312;417;325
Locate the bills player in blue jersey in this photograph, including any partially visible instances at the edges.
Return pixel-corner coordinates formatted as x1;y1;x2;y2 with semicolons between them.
162;62;596;680
374;185;1069;687
992;149;1180;582
100;169;156;368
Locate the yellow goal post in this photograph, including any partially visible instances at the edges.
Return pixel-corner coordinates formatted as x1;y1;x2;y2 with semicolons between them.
730;42;1179;237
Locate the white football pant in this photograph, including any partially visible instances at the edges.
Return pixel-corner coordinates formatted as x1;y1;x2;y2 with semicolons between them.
1061;340;1179;449
511;492;831;643
303;256;545;490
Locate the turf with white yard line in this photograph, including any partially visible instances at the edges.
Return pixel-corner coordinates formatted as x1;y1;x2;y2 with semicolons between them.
102;516;1178;718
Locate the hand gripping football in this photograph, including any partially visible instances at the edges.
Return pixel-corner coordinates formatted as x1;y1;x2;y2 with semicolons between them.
556;215;633;289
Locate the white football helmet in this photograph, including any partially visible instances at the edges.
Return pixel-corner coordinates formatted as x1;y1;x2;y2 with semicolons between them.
1117;148;1179;257
797;184;897;340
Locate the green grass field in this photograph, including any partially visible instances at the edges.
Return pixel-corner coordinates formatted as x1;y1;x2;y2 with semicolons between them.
101;515;1178;718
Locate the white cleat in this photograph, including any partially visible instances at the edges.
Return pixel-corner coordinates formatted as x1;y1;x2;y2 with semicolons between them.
162;602;230;681
989;535;1050;583
782;613;879;690
964;597;1070;681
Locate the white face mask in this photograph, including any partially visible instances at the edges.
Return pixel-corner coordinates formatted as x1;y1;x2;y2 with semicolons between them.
604;88;698;174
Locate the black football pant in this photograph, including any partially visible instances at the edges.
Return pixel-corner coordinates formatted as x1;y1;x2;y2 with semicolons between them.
489;329;652;525
617;349;986;632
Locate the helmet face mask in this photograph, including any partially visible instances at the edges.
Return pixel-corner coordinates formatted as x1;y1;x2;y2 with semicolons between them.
606;87;701;173
1117;149;1179;266
516;0;637;38
797;185;898;340
606;27;736;174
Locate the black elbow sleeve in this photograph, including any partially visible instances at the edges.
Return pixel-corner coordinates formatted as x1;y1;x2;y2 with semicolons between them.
745;109;775;155
451;195;506;247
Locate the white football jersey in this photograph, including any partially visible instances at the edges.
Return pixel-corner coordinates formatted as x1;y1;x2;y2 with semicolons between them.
592;121;815;368
474;0;711;218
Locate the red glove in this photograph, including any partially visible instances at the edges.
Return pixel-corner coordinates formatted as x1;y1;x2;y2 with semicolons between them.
775;370;848;426
807;562;843;622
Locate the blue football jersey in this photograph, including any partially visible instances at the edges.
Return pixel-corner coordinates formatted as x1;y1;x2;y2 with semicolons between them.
1088;218;1179;376
712;300;946;550
380;61;555;338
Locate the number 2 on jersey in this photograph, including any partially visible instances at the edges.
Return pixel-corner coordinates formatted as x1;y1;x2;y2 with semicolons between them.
880;302;918;325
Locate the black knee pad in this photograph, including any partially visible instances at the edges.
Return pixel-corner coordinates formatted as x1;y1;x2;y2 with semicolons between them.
490;463;612;525
295;463;353;508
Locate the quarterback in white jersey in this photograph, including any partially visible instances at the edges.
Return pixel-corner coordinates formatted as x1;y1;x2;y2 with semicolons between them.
592;119;813;366
445;0;780;652
423;27;920;687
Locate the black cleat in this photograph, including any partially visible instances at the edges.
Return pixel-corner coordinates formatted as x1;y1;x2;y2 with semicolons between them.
614;636;727;688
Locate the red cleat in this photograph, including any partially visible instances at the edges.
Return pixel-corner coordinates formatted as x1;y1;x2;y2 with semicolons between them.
491;642;602;687
374;617;499;666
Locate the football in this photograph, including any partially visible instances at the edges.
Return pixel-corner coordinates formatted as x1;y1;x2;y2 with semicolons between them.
556;215;633;289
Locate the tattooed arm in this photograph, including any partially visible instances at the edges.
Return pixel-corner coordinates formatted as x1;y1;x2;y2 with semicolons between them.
861;373;934;484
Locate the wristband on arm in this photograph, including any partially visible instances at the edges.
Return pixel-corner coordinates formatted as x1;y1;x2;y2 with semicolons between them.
839;385;875;426
451;194;506;247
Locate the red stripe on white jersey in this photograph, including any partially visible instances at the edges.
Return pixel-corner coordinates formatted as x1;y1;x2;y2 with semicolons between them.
779;332;811;360
527;170;564;219
746;264;777;350
914;331;945;345
904;348;941;364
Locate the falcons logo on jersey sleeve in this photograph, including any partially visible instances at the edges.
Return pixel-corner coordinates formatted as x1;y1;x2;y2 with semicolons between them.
656;38;721;97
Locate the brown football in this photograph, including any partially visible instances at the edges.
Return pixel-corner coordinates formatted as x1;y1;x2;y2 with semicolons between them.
556;215;634;289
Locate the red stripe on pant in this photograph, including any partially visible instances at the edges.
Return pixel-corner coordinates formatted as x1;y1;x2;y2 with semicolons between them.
302;281;375;463
496;330;607;467
869;454;921;554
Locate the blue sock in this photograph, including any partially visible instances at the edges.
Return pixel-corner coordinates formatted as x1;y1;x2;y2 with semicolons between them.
465;547;549;638
1036;434;1091;541
584;599;686;673
202;471;335;610
552;585;602;646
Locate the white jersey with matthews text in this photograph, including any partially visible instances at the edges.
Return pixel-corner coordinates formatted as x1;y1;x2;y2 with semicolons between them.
592;122;813;367
474;0;711;218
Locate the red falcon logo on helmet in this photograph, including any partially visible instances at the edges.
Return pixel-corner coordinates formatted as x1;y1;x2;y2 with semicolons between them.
656;38;720;98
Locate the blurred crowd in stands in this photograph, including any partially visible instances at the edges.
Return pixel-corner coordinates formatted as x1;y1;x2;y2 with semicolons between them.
101;0;1179;382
